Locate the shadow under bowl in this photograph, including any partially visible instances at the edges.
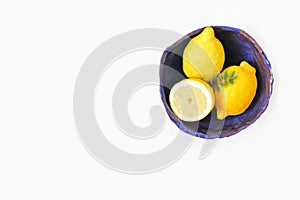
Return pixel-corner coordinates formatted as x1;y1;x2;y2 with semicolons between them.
159;26;273;139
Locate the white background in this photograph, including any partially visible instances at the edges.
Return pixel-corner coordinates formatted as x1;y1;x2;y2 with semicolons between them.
1;0;299;199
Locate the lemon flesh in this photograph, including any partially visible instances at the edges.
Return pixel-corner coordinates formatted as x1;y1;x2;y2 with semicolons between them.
169;79;215;122
183;27;225;81
214;61;257;120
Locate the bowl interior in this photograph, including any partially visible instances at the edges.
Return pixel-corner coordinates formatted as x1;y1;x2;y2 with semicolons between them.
160;26;273;138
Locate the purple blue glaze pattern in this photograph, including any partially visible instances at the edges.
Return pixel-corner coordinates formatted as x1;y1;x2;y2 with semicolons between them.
159;26;273;139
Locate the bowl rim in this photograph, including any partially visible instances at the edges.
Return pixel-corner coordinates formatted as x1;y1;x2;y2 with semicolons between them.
159;25;274;139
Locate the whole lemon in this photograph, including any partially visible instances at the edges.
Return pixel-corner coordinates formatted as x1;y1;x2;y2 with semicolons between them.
214;61;257;120
183;27;225;81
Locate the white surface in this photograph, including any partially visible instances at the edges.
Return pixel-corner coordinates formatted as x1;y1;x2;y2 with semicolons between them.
0;0;299;199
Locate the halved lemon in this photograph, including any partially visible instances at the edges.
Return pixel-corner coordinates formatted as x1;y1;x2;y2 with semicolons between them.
169;79;215;122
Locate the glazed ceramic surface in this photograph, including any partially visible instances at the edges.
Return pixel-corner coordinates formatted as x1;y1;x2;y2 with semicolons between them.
160;26;273;138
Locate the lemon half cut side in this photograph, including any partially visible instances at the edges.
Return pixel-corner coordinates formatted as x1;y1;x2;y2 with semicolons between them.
169;79;215;122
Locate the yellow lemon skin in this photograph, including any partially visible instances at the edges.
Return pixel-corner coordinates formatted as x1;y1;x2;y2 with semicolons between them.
183;27;225;81
214;61;257;120
169;79;215;122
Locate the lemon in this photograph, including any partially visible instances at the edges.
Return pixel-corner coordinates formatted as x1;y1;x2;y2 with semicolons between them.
183;27;225;81
214;61;257;120
169;79;215;122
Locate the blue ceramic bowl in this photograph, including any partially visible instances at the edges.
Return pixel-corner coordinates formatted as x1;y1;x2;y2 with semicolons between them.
159;26;273;139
